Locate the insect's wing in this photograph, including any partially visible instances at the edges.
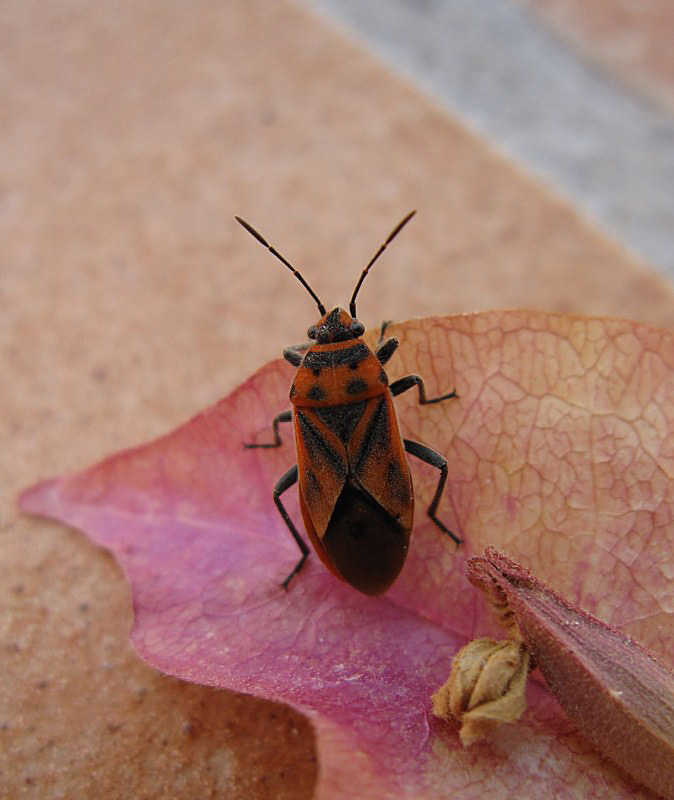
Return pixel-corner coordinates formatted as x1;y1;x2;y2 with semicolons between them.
347;394;414;532
293;408;349;538
298;489;344;582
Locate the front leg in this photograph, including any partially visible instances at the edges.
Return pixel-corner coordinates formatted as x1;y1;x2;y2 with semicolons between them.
244;410;292;449
283;342;311;367
377;319;393;345
390;374;458;404
376;335;399;366
375;320;399;366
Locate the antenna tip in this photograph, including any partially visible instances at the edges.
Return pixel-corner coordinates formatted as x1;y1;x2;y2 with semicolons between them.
235;216;268;247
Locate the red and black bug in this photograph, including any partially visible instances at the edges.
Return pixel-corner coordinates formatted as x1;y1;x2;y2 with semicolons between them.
239;211;460;595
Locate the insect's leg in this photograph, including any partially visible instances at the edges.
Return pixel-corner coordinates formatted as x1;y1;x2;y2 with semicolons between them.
377;320;393;345
244;410;292;449
283;343;310;367
390;374;458;404
403;439;461;545
272;465;310;589
376;335;399;366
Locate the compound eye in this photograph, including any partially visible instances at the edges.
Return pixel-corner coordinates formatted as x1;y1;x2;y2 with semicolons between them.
351;320;365;336
307;325;318;339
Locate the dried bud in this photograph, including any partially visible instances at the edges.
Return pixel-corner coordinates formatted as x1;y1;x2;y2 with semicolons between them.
432;637;529;746
466;547;674;800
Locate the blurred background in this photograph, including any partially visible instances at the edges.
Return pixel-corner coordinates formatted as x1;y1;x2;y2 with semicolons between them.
3;1;674;798
311;0;674;276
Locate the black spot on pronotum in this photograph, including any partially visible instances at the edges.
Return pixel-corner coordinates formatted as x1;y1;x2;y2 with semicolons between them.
347;378;368;395
307;385;326;401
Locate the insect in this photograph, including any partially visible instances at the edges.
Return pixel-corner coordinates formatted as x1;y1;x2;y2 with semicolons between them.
239;211;460;595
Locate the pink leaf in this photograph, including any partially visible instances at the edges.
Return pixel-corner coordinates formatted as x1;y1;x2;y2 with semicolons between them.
20;311;674;799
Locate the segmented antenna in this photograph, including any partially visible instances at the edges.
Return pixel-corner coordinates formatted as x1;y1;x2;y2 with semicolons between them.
349;210;416;318
235;216;326;315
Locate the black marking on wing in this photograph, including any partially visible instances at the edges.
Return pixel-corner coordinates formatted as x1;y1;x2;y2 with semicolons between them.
314;401;366;444
303;467;322;504
296;410;348;479
303;343;370;371
386;456;412;508
354;396;389;472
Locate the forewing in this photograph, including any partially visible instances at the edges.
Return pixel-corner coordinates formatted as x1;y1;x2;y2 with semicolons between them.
293;408;348;537
348;394;414;531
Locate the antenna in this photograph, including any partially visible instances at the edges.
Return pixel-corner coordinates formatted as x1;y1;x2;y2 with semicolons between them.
235;216;326;315
349;210;416;318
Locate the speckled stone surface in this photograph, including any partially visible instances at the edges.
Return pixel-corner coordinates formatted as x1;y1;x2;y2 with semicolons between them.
3;1;674;798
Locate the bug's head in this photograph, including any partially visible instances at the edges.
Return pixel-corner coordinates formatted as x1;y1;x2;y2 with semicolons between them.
307;308;365;344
